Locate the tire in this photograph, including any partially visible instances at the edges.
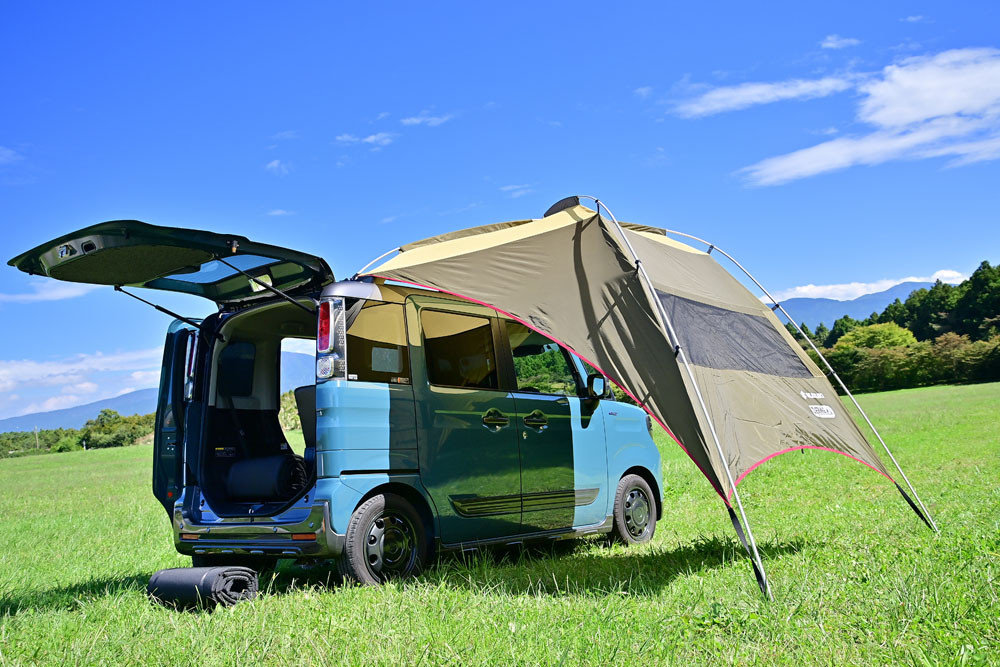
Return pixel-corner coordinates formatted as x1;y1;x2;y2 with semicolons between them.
338;492;429;585
612;474;656;545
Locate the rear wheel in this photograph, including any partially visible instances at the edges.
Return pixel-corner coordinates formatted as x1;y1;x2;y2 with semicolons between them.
339;493;429;585
612;474;656;544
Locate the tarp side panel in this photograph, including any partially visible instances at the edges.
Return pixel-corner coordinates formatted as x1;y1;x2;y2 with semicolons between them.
370;213;725;497
691;366;892;487
627;230;891;486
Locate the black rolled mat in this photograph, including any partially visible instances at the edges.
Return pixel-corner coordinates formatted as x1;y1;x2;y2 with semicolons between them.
147;566;258;609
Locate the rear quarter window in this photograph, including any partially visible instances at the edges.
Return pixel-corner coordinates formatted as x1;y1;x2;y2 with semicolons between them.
347;302;410;384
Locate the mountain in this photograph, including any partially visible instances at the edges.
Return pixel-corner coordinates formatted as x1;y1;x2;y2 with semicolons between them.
280;351;315;393
0;352;316;434
0;388;158;433
780;282;934;330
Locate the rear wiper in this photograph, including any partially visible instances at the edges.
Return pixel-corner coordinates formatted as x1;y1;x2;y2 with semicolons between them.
213;255;316;314
114;285;224;341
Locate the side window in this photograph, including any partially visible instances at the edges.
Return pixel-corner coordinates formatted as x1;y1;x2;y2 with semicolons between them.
347;302;410;384
506;321;580;396
421;310;498;389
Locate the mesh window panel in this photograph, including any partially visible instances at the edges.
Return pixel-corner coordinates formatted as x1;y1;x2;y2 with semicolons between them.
657;291;812;378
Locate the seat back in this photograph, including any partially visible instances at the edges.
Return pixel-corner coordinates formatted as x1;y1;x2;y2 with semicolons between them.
294;385;317;450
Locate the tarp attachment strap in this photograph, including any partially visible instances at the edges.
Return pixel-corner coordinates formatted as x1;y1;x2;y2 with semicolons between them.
727;505;770;596
771;303;781;312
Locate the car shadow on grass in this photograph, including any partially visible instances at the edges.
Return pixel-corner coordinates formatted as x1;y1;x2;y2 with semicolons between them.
266;534;810;598
2;536;809;614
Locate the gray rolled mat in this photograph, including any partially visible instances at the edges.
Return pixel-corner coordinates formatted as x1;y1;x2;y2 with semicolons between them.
147;566;258;609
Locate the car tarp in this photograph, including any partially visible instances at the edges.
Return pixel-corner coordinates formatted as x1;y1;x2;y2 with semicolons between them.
363;203;898;503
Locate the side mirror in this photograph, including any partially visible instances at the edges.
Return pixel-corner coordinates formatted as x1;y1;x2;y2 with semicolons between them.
586;373;608;399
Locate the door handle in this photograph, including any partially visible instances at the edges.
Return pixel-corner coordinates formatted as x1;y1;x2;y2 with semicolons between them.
522;409;548;429
482;408;510;429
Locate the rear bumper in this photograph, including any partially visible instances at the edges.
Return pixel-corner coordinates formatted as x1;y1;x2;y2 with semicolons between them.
173;499;346;559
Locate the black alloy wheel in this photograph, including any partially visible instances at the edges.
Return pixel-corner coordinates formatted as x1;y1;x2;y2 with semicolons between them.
612;474;656;544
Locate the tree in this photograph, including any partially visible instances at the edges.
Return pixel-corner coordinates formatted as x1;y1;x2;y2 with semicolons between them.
905;281;961;341
825;315;860;348
877;298;909;328
834;323;917;350
953;261;1000;340
813;322;830;346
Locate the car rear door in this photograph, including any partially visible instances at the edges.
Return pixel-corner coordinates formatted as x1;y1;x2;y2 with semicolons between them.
409;297;522;544
8;219;334;307
152;320;198;517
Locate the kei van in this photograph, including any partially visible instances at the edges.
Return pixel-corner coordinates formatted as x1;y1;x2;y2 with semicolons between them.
10;220;663;584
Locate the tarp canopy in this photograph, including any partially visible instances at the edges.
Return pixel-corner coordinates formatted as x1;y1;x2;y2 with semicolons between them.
364;203;897;503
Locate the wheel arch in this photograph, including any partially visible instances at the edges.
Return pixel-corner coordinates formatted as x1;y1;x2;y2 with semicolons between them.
357;481;436;542
621;466;662;520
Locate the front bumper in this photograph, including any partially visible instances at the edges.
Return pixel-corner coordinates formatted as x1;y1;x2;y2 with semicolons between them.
173;499;346;559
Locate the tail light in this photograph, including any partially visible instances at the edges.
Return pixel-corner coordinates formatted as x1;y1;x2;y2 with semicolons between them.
317;297;347;380
317;300;332;353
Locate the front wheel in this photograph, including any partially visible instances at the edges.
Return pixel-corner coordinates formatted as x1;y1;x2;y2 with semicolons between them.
612;474;656;544
339;493;429;585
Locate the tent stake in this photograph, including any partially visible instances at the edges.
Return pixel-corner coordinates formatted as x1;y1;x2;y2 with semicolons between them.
660;228;939;534
581;195;773;599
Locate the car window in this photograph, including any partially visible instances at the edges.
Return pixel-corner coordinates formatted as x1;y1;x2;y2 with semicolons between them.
506;321;580;396
421;310;498;389
347;302;410;384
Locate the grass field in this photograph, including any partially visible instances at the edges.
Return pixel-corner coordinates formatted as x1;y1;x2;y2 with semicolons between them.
1;383;998;665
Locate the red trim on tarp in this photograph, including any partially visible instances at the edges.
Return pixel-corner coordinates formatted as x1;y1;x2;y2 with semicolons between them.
728;445;896;500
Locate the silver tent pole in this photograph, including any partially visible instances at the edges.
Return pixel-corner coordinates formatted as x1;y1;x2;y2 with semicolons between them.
661;228;938;533
353;246;402;278
579;195;773;598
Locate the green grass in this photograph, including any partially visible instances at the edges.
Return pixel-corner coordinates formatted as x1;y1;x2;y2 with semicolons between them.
1;383;998;665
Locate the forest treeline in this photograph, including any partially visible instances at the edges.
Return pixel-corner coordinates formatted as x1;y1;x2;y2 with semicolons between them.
0;409;154;459
787;260;1000;393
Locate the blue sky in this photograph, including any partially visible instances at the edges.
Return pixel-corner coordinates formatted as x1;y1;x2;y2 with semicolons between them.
1;2;998;420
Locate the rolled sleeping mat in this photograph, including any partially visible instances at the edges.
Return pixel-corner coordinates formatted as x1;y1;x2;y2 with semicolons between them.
148;566;258;609
225;454;307;500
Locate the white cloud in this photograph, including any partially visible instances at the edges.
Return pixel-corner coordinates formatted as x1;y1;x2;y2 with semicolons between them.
900;15;925;23
634;86;653;99
675;76;854;117
821;34;861;49
336;132;396;147
0;348;162;396
738;48;1000;185
265;159;291;175
400;111;454;127
380;215;398;224
0;146;23;164
0;279;101;303
770;269;967;302
23;395;82;414
375;111;390;121
281;338;316;356
499;184;533;198
267;209;294;216
64;381;98;394
271;130;298;140
129;370;161;387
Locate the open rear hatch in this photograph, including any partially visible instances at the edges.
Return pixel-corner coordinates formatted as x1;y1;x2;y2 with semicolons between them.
8;220;334;307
